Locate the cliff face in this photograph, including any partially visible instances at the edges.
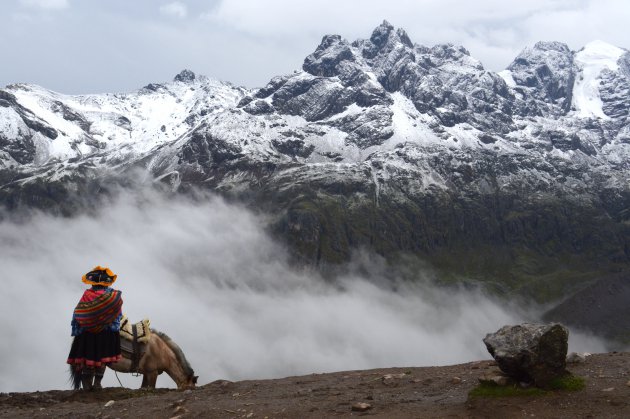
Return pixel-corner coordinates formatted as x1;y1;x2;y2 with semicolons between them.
1;22;629;302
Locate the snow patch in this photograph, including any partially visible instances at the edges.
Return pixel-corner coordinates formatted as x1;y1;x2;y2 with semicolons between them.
387;92;441;147
0;107;25;140
498;70;517;88
326;103;362;122
572;40;624;119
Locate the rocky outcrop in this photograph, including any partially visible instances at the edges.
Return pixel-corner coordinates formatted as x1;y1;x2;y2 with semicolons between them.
507;42;575;115
178;128;244;166
599;52;630;121
483;323;569;388
174;69;196;83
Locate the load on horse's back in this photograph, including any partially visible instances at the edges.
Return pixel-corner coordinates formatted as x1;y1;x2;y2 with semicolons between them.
109;323;198;390
67;266;197;391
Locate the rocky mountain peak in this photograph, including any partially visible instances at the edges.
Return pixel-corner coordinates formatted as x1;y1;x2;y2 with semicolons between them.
507;41;575;114
302;34;356;77
531;41;571;54
369;20;395;48
360;21;414;59
370;20;412;48
425;43;483;70
509;41;573;72
174;69;196;83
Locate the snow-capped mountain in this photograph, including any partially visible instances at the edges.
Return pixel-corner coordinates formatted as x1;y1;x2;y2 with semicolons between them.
0;69;245;167
1;21;629;304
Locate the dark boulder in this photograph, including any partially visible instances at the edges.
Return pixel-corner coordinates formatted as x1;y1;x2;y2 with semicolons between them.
483;323;569;388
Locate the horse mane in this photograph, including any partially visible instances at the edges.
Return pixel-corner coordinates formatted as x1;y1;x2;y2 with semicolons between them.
152;330;195;378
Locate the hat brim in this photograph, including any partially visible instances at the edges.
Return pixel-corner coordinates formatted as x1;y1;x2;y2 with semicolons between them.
82;265;118;286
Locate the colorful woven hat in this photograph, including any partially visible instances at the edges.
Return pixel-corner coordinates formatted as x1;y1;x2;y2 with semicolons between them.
82;266;118;286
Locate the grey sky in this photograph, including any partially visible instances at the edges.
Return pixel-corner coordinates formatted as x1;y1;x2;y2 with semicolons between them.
0;0;627;94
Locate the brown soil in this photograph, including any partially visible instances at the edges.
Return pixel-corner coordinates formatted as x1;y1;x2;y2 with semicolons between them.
2;352;630;418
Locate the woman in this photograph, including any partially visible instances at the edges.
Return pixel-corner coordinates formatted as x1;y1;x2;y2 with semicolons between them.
67;266;123;391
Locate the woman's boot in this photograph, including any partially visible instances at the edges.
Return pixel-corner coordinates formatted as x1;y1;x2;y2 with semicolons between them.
81;367;94;391
93;366;106;390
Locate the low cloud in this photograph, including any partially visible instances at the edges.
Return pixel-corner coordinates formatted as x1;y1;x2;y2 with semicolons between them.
0;190;606;391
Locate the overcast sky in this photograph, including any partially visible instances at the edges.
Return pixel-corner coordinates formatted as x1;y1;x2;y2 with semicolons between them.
0;0;628;94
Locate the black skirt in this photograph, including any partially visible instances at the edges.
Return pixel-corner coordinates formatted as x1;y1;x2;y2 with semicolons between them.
67;330;122;368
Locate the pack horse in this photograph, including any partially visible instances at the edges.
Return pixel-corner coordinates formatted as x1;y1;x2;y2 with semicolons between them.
71;321;197;390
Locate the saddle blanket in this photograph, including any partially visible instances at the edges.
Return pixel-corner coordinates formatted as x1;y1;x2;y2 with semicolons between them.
119;315;151;343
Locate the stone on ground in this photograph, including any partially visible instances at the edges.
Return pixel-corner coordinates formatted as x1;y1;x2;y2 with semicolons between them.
483;323;569;388
352;402;372;412
566;352;590;364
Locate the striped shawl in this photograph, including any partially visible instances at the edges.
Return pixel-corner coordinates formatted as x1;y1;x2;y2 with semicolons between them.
73;288;123;333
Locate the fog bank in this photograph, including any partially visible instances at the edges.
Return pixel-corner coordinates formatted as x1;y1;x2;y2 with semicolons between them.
0;192;606;392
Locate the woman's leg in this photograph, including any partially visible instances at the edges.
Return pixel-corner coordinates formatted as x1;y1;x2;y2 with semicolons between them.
81;366;95;391
93;365;106;390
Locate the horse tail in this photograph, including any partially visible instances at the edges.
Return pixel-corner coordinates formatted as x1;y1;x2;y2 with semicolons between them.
69;365;82;390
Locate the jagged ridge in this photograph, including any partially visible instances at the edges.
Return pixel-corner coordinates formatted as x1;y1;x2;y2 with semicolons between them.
1;21;629;309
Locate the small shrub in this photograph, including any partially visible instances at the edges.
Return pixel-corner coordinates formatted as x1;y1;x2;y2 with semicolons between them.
469;383;546;398
469;375;585;399
548;375;585;391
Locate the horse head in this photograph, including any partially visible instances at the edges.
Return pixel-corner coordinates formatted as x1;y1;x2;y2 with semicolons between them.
139;330;198;390
179;374;198;390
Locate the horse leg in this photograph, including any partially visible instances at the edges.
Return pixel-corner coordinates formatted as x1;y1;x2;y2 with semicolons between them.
141;374;148;388
143;371;158;389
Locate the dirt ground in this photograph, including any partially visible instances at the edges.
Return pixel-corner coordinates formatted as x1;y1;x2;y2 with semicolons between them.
2;352;630;418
